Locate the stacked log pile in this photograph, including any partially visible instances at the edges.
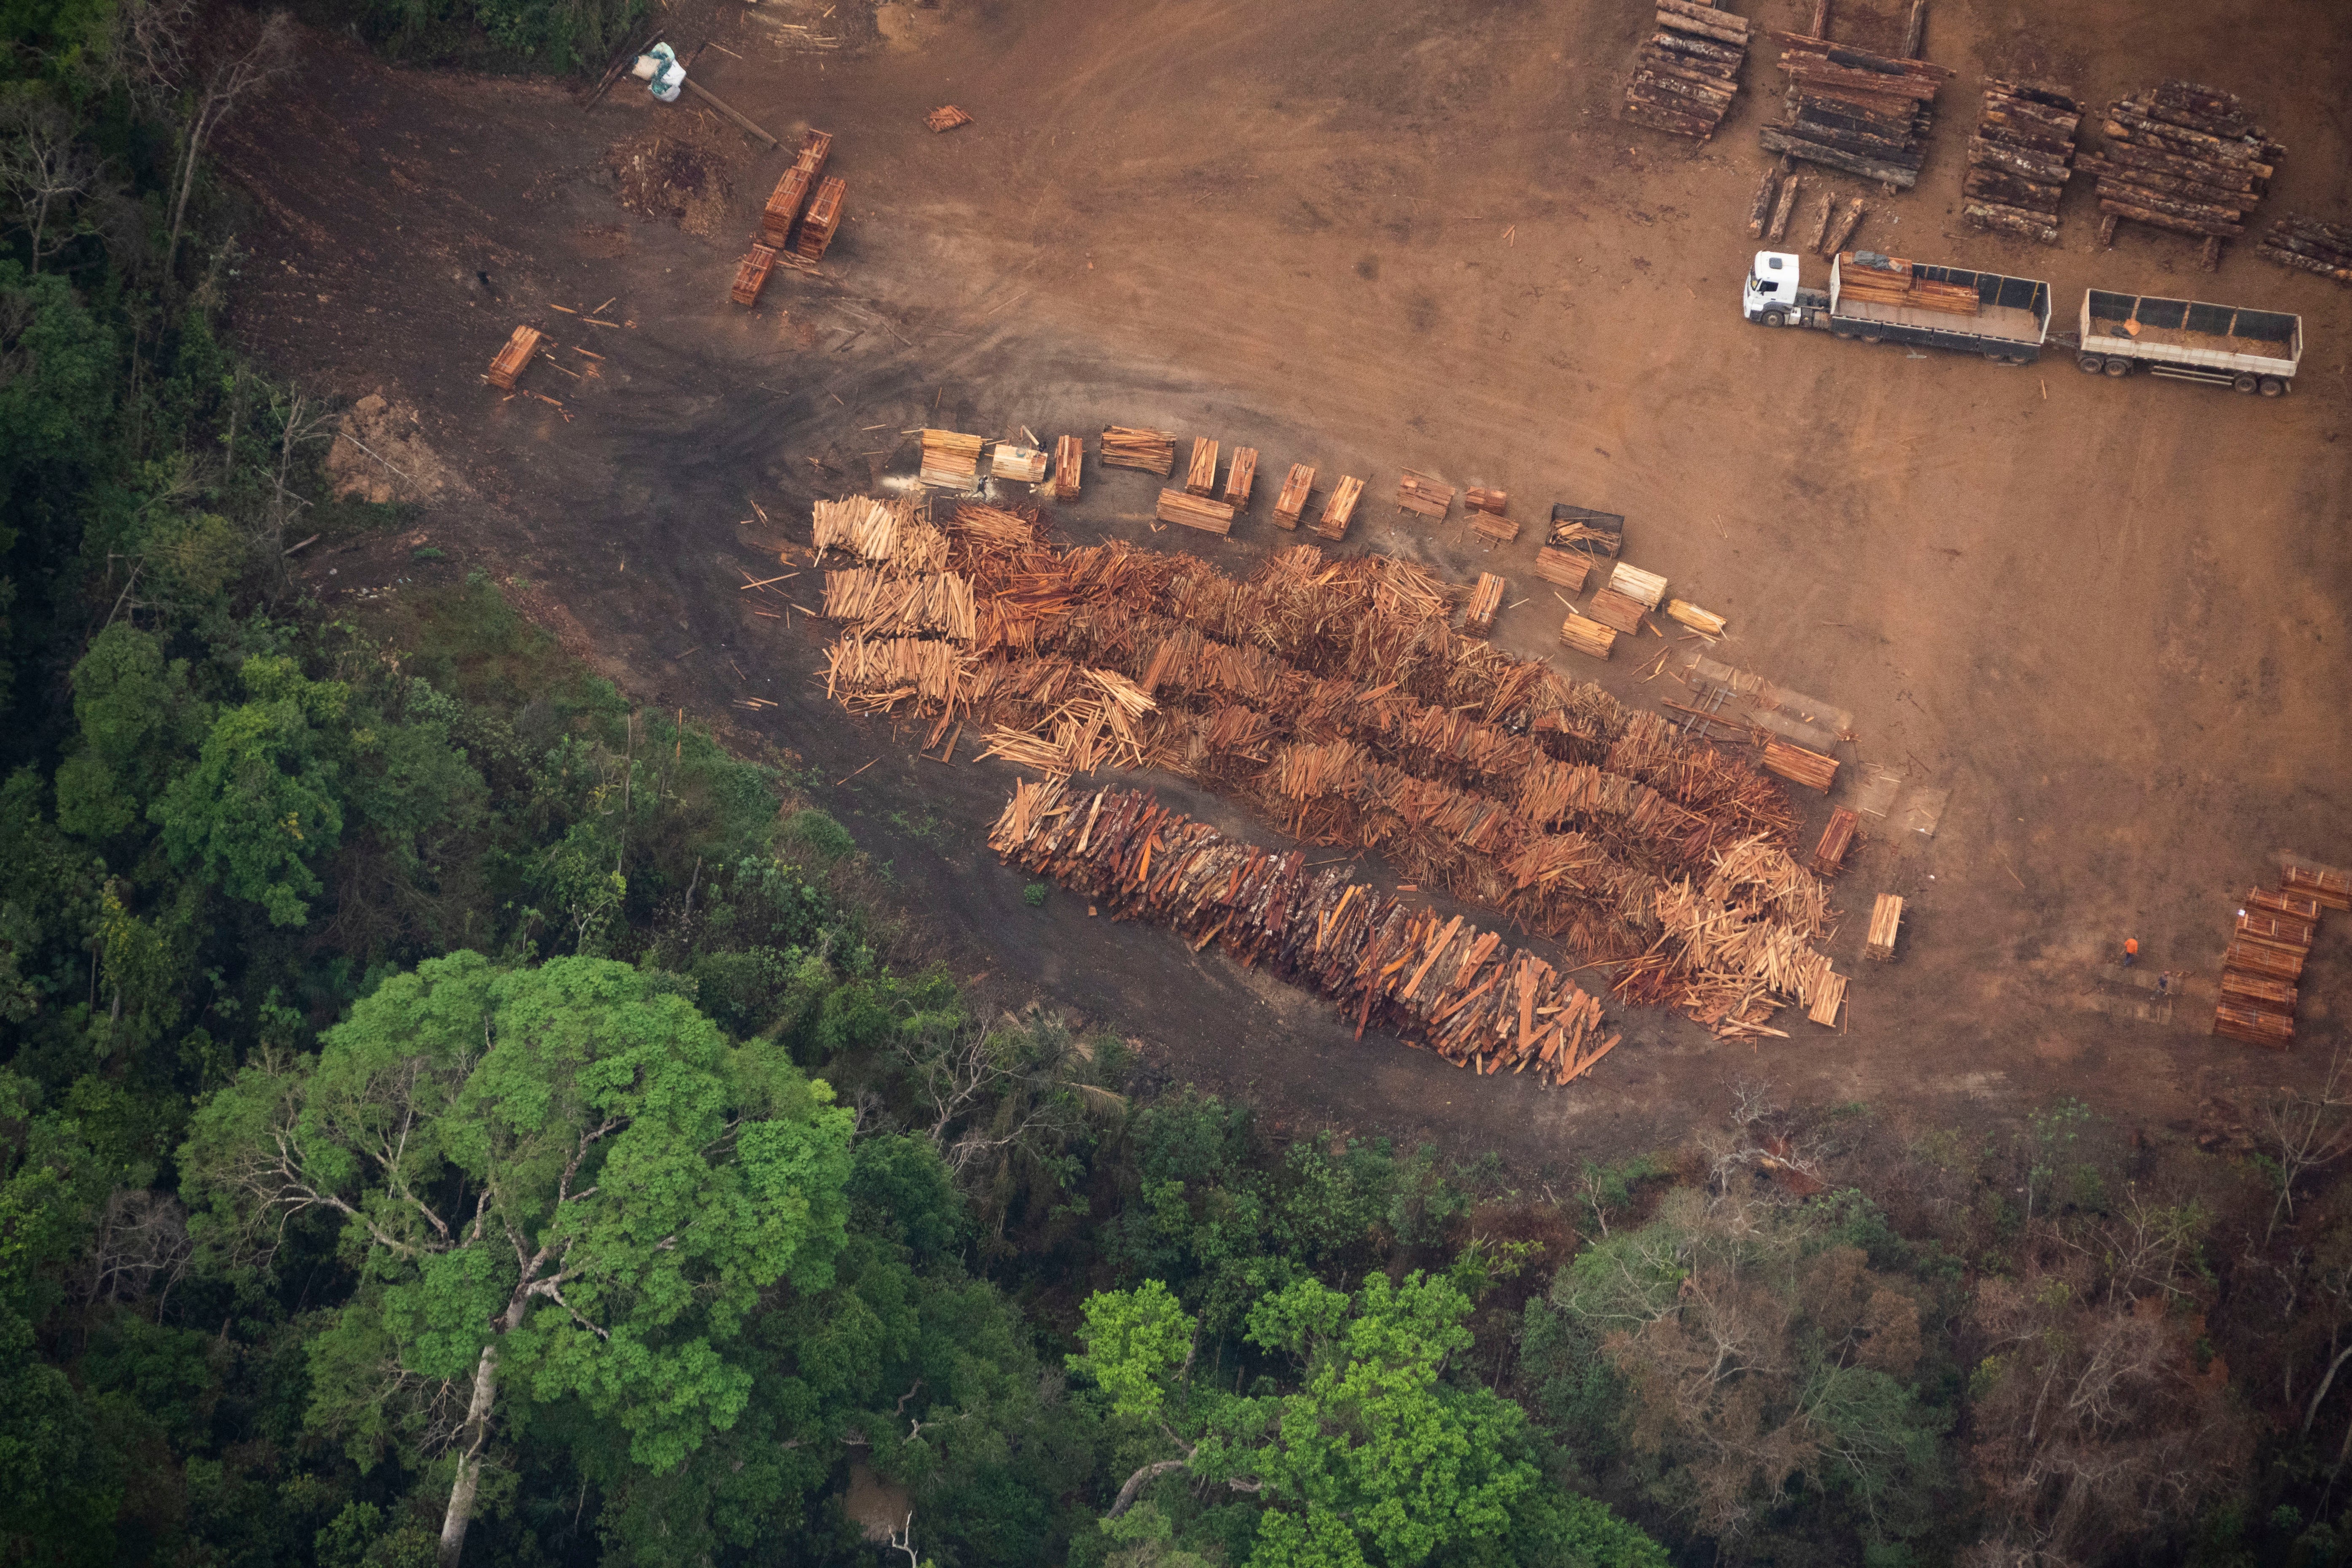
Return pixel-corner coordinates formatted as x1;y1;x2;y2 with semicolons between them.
812;495;945;567
2085;82;2280;266
1761;35;1951;188
2259;216;2352;285
1102;426;1177;476
991;781;1620;1084
1963;80;2081;244
804;505;1835;1035
2215;857;2345;1049
1623;0;1751;141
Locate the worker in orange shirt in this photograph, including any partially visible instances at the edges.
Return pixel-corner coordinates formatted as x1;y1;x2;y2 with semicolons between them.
2122;937;2139;969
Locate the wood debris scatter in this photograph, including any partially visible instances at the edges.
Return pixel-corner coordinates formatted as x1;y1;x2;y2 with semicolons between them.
1623;0;1751;141
993;781;1621;1083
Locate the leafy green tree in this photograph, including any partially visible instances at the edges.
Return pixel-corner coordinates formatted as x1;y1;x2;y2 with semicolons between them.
179;952;857;1565
53;623;201;840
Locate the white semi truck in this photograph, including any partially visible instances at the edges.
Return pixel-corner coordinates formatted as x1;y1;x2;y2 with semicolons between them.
1741;249;2053;364
2075;289;2301;395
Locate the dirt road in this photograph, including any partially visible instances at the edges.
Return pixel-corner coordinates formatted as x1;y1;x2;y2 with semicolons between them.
217;0;2352;1168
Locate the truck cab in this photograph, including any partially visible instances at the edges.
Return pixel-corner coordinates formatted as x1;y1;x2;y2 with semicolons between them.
1743;250;1824;327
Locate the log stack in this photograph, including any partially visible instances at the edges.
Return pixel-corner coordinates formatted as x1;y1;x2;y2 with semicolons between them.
1273;464;1316;529
1963;80;2081;244
1102;426;1177;476
1811;807;1858;876
918;429;985;490
1834;250;1980;314
2085;82;2280;267
2259;216;2352;285
486;325;543;390
761;130;833;248
1317;475;1364;542
1762;739;1838;792
1559;614;1616;660
1623;0;1750;141
2215;856;2343;1049
1761;34;1951;188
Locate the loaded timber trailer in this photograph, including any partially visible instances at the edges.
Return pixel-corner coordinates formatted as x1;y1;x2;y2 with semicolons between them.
2076;289;2300;395
1742;249;2053;364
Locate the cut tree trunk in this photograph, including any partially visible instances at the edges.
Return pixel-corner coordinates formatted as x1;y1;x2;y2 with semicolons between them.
439;1342;502;1568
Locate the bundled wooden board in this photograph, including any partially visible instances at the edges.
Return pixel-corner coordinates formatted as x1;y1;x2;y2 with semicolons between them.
2236;910;2316;952
2260;215;2352;285
1607;562;1668;610
1473;513;1520;545
1467;487;1506;516
1763;739;1838;792
2215;1002;2294;1049
486;325;543;390
1186;438;1219;496
762;168;815;247
1157;488;1236;536
1224;447;1258;508
1836;251;1980;314
2250;886;2325;922
730;244;779;307
1807;968;1846;1026
2224;938;2303;981
1963;79;2081;244
1865;892;1902;961
2090;81;2280;267
1811;807;1858;876
795;177;846;261
1624;0;1749;140
1533;548;1592;591
795;129;834;180
1666;599;1726;638
1466;572;1506;633
1273;463;1315;529
991;444;1049;483
1052;435;1084;502
1586;588;1649;636
2282;859;2352;910
2219;970;2296;1016
1316;475;1364;542
1762;33;1952;188
1396;470;1455;520
1559;615;1616;660
1102;426;1177;476
1548;504;1624;558
918;428;985;489
925;104;973;132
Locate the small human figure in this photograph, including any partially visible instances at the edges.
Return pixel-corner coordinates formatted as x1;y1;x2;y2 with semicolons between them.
2156;973;2169;996
2122;937;2139;969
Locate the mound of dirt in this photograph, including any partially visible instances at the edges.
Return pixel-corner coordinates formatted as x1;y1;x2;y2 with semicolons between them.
328;392;464;505
603;124;737;242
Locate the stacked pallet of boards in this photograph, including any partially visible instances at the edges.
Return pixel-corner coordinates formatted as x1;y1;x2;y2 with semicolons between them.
1963;81;2081;245
1622;0;1751;141
2258;216;2352;286
486;325;542;390
2214;858;2347;1049
2082;82;2280;268
1760;35;1951;189
1536;504;1622;593
1834;250;1979;314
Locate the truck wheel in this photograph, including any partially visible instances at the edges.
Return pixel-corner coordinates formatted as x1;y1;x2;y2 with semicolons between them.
1763;309;1786;328
1861;335;1882;345
2103;357;2130;377
2259;376;2286;397
2077;353;2104;374
2232;373;2258;393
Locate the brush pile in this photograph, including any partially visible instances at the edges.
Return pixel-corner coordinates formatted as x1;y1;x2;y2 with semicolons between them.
993;781;1620;1083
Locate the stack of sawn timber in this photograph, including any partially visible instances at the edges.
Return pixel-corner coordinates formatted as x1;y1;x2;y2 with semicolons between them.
1963;80;2081;245
2085;82;2280;263
2215;857;2347;1049
993;780;1621;1085
2259;216;2352;286
1762;34;1950;189
1834;250;1979;314
1624;0;1750;141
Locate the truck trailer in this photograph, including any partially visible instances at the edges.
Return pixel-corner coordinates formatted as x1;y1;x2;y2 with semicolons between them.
1743;250;2053;364
2076;289;2300;395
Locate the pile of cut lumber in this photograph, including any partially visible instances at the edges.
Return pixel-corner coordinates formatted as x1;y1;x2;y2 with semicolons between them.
1465;489;1515;544
1761;34;1951;188
991;444;1048;483
1536;550;1591;591
1466;573;1506;633
1865;893;1901;960
992;781;1621;1086
1316;475;1364;542
1560;614;1616;660
1102;426;1176;476
1834;250;1979;314
1052;436;1084;501
730;244;779;307
1224;448;1258;508
2215;856;2346;1049
1607;562;1667;610
1963;80;2081;244
2259;216;2352;285
1623;0;1750;140
1186;438;1219;496
1157;488;1236;536
486;325;542;391
925;105;972;133
761;130;833;248
1666;600;1725;639
1810;807;1858;876
796;176;846;262
1396;470;1454;520
1273;464;1315;529
918;429;984;489
1548;504;1623;558
812;495;941;566
2086;82;2280;267
1762;739;1837;792
1585;589;1646;636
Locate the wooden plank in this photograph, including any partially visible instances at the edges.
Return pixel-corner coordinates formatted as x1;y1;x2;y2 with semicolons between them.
925;104;973;132
730;245;779;307
762;166;814;247
1558;615;1616;660
2219;969;2296;1016
1865;892;1902;960
1666;599;1725;638
2236;910;2316;951
2249;886;2324;922
795;176;847;260
1807;969;1847;1026
1101;426;1177;476
1471;514;1520;545
2215;1002;2294;1049
1316;475;1365;541
1466;486;1506;516
1224;447;1258;508
1273;463;1315;529
2282;860;2352;910
2224;939;2304;981
1186;438;1219;497
990;444;1049;483
487;325;543;390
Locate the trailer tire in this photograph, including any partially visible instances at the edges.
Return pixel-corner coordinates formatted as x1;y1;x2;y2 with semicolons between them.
2077;353;2104;374
1860;335;1882;345
1763;309;1786;328
2259;376;2286;397
2232;372;2258;393
2102;357;2131;377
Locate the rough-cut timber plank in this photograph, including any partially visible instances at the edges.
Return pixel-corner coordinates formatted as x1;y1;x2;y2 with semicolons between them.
1186;438;1219;497
1586;588;1648;636
1052;435;1083;502
487;325;543;390
1396;470;1455;519
1466;572;1506;632
1763;739;1839;792
730;245;779;307
1558;615;1616;660
1156;489;1236;535
1224;447;1258;508
1316;475;1364;542
1273;463;1315;529
1533;548;1591;591
1866;893;1902;960
1812;808;1859;876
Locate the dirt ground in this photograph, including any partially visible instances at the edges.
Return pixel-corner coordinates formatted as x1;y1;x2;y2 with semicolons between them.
215;0;2352;1171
